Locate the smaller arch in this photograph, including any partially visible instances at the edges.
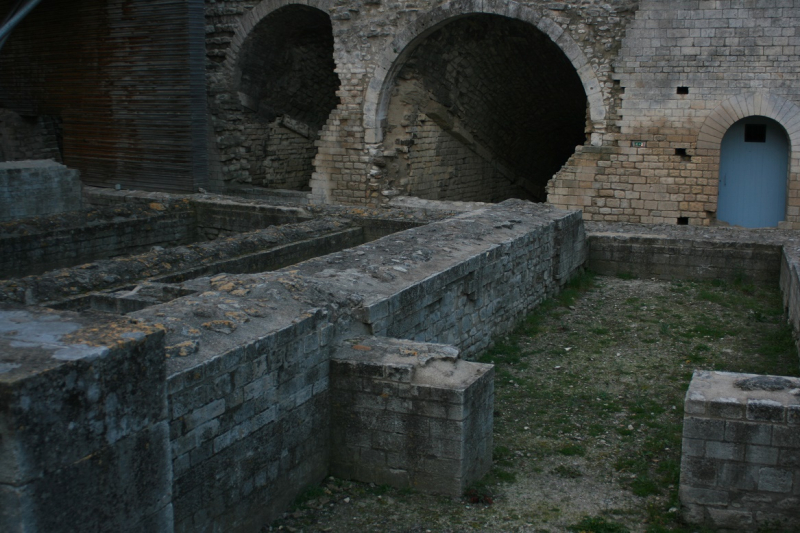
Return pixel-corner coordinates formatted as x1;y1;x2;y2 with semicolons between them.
698;92;800;153
220;0;332;90
362;0;605;144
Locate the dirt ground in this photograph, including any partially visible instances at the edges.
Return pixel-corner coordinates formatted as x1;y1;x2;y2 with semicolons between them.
266;274;799;533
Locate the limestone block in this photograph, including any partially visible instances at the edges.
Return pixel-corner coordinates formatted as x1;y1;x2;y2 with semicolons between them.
330;337;493;496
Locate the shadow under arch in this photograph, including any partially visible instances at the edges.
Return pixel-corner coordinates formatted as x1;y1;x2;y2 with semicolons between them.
220;0;333;91
363;0;605;145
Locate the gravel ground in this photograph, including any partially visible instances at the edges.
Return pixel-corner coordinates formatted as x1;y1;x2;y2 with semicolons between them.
266;274;799;533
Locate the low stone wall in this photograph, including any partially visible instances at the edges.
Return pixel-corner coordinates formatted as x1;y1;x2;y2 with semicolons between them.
1;202;197;279
0;160;81;223
0;307;172;533
1;199;586;533
680;371;800;530
124;199;585;532
587;232;782;283
330;337;493;496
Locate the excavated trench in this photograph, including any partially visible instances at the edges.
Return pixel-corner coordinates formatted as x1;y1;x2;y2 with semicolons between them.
0;192;450;314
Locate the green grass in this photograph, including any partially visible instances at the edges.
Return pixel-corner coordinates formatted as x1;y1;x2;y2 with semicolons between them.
474;273;798;531
568;516;630;533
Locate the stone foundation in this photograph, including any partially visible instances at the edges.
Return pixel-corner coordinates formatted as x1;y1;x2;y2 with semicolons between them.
0;308;172;533
680;371;800;530
0;199;587;532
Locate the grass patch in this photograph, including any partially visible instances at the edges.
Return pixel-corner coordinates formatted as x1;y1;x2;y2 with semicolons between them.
568;516;630;533
558;444;586;457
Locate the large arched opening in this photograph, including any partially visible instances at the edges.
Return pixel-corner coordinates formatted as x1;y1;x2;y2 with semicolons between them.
234;4;339;191
376;14;588;203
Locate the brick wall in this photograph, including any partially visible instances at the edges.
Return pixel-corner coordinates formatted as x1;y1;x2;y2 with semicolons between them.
0;308;172;533
549;0;800;227
587;233;782;283
330;337;494;496
0;202;197;278
206;0;634;204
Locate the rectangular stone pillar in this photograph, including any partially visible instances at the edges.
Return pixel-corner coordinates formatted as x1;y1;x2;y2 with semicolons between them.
680;371;800;530
330;337;493;497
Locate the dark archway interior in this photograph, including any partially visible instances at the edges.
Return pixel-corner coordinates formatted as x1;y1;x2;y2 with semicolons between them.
235;6;339;190
383;15;587;202
238;5;339;129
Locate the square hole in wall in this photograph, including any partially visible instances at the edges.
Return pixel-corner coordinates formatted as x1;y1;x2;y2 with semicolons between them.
745;124;767;143
677;87;689;95
675;148;691;161
677;217;689;225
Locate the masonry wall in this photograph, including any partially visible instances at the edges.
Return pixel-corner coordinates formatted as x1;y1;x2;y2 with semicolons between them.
122;199;586;532
587;233;782;283
0;309;173;533
383;110;524;203
0;161;81;224
0;109;62;163
330;337;494;496
549;0;800;228
205;0;636;204
680;371;800;530
0;201;197;278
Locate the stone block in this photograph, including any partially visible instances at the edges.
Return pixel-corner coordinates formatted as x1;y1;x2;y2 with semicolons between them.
758;467;793;493
330;337;493;496
0;307;171;532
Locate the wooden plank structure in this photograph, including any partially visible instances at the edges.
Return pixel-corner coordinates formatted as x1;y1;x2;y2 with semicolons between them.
0;0;207;192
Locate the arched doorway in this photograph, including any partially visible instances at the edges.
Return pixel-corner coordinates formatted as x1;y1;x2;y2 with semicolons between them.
233;5;339;191
376;14;588;204
717;116;789;228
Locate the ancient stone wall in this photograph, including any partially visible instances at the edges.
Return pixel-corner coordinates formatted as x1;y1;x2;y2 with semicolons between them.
0;309;173;533
205;0;636;204
680;371;800;530
549;0;800;228
206;3;339;192
330;337;494;496
124;199;585;532
0;202;197;279
0;109;62;163
0;160;80;224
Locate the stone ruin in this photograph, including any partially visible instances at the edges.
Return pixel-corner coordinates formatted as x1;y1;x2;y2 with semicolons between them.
1;193;585;532
2;187;800;531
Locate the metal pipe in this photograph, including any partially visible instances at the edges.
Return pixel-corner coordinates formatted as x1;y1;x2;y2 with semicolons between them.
0;0;44;50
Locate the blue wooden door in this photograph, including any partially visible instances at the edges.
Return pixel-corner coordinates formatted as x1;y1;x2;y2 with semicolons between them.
718;116;789;228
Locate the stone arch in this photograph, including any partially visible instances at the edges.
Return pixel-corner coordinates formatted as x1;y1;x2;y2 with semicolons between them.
697;93;800;152
212;0;339;191
221;0;332;91
363;0;605;145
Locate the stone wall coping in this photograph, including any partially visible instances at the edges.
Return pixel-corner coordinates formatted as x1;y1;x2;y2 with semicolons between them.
0;305;161;386
0;159;66;170
333;336;491;389
685;371;800;425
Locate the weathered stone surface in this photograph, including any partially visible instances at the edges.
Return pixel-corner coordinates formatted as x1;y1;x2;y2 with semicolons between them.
330;336;493;496
0;160;81;224
0;306;172;533
680;371;800;530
